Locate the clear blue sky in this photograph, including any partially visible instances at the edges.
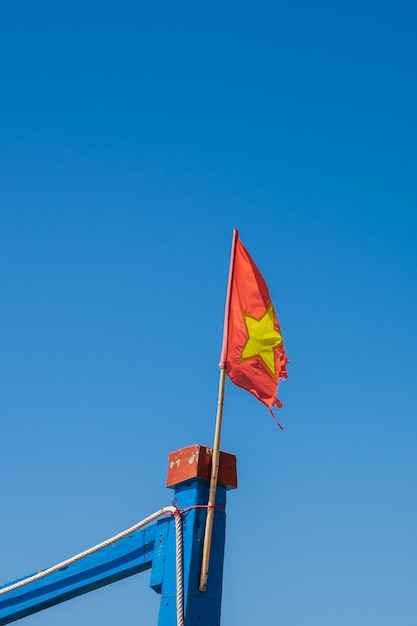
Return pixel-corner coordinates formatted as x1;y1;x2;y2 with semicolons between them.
1;1;416;624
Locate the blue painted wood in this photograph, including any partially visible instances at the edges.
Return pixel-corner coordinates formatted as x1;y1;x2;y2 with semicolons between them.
149;517;170;594
0;476;231;625
0;522;166;625
156;479;227;626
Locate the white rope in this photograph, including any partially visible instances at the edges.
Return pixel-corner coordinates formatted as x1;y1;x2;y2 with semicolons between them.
173;507;184;626
0;505;184;626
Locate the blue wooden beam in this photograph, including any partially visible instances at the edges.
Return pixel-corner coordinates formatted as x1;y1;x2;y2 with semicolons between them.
0;521;167;625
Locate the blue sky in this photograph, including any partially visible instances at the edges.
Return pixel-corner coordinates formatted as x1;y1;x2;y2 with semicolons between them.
1;1;416;624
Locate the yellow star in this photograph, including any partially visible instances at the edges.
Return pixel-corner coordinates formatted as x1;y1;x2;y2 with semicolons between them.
241;303;283;377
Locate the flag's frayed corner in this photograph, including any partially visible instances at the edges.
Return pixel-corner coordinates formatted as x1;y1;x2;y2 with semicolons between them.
269;407;284;431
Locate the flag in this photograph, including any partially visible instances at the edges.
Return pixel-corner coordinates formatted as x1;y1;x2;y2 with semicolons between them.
220;229;288;412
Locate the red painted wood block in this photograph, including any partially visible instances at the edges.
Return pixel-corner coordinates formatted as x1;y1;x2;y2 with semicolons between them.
166;444;237;490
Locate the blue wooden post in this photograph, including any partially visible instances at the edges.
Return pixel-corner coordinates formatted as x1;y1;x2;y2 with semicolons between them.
152;444;237;626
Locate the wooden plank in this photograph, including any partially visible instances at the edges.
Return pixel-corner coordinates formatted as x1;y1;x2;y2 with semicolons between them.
0;521;167;625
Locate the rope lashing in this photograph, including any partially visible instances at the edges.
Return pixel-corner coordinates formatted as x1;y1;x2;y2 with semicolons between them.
171;497;226;516
180;504;226;514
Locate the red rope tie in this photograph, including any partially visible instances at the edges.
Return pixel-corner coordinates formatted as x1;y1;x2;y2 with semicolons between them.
171;499;226;515
181;504;226;514
170;498;182;517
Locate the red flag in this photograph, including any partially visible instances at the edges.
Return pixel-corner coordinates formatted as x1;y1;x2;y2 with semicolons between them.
220;229;288;412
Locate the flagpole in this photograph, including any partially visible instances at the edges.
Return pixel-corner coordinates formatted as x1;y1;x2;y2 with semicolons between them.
199;366;226;592
199;228;238;593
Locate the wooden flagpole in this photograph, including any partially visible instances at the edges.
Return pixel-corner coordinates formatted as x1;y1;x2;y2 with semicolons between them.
199;365;226;592
199;229;238;593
